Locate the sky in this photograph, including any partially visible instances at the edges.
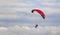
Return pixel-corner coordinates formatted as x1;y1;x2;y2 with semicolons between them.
0;0;60;35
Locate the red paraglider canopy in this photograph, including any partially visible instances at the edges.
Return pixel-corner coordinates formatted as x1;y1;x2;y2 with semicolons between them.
32;9;45;19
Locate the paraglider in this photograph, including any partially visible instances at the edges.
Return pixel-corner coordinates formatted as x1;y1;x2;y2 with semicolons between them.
31;9;46;28
35;24;38;28
31;9;45;19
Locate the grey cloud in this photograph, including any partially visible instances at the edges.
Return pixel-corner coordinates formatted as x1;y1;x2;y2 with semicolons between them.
0;25;60;35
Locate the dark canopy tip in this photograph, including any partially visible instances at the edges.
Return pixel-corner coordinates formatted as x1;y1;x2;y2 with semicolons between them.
31;10;34;13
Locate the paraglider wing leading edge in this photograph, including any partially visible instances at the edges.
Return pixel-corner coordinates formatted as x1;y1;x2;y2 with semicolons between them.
32;9;45;19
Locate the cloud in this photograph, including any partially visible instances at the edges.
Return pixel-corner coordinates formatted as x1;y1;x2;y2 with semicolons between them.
0;14;20;20
41;2;56;6
0;25;60;35
0;0;60;15
36;0;56;2
0;0;60;24
0;0;35;20
0;0;35;15
0;0;60;35
0;27;8;31
44;13;60;26
33;0;60;15
0;0;34;6
36;0;57;4
43;7;60;14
